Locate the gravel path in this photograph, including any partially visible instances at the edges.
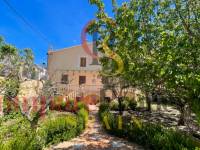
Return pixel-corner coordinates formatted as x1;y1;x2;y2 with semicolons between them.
48;105;144;150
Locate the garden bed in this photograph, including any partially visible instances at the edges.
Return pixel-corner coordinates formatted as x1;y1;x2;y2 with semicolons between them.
99;102;200;150
0;107;88;150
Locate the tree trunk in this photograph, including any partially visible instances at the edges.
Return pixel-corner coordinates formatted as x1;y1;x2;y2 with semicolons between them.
118;97;123;115
145;92;152;112
5;98;12;114
178;108;185;125
178;103;186;126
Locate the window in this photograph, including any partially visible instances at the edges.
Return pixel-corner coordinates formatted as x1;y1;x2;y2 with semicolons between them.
61;74;68;84
79;76;86;85
80;57;86;67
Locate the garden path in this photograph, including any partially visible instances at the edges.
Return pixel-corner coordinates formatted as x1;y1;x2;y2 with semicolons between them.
48;105;144;150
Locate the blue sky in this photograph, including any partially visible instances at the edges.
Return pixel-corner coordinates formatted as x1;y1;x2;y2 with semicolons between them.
0;0;127;65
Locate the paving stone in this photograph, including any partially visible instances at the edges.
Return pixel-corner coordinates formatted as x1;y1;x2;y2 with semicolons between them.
73;143;85;150
111;141;126;148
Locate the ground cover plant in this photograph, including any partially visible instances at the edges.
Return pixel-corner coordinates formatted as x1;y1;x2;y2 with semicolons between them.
99;102;200;150
0;107;88;150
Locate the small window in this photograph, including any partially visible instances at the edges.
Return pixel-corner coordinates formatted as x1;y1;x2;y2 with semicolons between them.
79;76;86;85
61;74;68;84
80;57;86;67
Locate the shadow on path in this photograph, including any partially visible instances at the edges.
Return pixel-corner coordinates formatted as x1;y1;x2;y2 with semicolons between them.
48;105;144;150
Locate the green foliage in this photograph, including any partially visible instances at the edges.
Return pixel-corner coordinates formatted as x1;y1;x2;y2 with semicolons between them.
109;97;137;111
68;98;75;110
0;36;3;44
77;108;88;122
0;108;89;149
191;99;200;124
98;102;110;120
0;111;21;123
101;111;125;137
39;115;79;146
132;123;198;150
4;77;20;100
0;130;41;150
77;101;88;111
89;0;105;11
0;44;17;58
0;117;42;150
50;98;89;113
121;97;129;110
0;36;35;116
109;99;128;111
77;108;89;128
99;103;200;150
129;100;137;111
89;0;200;122
39;109;88;146
21;48;34;78
99;102;110;112
110;100;119;110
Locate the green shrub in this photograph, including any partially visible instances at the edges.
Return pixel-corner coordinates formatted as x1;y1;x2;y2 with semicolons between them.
61;101;66;110
69;98;75;108
99;102;110;112
110;100;119;110
109;98;129;111
39;115;78;145
77;108;89;128
1;130;42;150
77;102;88;111
99;103;199;150
39;109;88;146
145;126;197;150
0;118;42;150
122;98;129;110
1;111;21;121
103;111;125;137
109;97;137;111
0;108;89;149
99;102;110;120
50;98;89;113
129;100;137;111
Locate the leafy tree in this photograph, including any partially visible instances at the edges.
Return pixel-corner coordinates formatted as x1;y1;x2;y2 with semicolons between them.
156;0;200;125
89;0;200;126
21;48;34;79
102;76;131;115
0;40;20;107
0;36;56;128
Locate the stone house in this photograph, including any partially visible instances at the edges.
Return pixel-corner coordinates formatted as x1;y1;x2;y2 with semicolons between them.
47;44;103;98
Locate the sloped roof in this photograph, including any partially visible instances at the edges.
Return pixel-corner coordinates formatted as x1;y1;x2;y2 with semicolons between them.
48;43;93;55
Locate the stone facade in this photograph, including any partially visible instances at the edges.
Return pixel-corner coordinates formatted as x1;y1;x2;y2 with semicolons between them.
47;44;103;97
